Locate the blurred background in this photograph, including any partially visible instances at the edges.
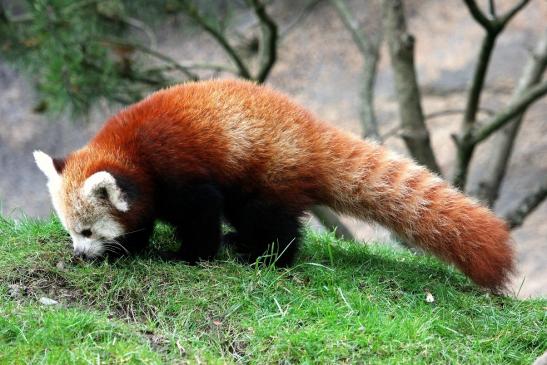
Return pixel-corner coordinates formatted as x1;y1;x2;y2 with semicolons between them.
0;0;545;297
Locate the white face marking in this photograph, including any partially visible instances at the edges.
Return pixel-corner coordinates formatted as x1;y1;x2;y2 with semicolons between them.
34;151;130;258
68;176;129;257
69;215;125;258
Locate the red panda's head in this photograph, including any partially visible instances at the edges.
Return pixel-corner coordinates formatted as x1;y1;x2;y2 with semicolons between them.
33;150;153;259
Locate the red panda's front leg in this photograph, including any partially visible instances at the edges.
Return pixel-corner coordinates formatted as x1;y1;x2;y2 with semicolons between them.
159;183;224;264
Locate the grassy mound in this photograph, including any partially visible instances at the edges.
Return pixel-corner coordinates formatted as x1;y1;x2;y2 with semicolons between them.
0;216;545;364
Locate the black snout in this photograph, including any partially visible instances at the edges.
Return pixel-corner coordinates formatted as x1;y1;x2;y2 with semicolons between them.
73;247;85;258
73;247;97;260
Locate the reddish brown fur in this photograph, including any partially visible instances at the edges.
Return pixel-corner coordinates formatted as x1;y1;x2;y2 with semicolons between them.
62;79;514;290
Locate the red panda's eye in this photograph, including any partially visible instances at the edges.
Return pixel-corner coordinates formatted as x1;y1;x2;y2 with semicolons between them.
97;187;108;200
81;229;92;237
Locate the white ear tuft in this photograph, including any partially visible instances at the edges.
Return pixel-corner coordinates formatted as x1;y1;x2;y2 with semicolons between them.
83;171;130;212
33;150;59;181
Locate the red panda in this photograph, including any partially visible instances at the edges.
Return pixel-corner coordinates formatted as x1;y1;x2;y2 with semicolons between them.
34;79;514;291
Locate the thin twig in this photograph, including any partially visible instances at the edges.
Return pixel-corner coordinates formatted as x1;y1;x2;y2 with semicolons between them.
62;0;102;15
462;0;492;30
146;63;238;74
497;0;530;27
381;125;401;140
184;3;252;79
121;16;157;49
425;108;495;120
503;177;547;229
279;0;322;39
488;0;496;19
99;37;199;80
330;0;374;56
463;0;530;32
472;80;547;144
250;0;278;83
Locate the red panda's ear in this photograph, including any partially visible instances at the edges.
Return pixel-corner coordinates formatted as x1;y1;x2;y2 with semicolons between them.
83;171;130;212
33;150;62;180
52;158;66;174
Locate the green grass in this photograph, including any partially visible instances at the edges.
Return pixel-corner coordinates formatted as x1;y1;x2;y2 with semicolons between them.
0;216;545;364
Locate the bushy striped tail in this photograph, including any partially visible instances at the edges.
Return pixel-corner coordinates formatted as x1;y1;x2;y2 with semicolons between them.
324;135;514;290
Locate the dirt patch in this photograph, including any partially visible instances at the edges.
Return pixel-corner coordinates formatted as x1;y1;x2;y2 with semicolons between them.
140;329;172;354
6;266;83;304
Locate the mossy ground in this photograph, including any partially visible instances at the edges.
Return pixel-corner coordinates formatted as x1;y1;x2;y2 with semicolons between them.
0;216;545;364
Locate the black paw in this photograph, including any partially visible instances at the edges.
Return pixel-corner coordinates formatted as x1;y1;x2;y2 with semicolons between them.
222;232;241;247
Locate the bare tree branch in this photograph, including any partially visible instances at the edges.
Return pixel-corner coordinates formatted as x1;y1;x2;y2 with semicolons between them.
425;107;495;120
383;0;441;175
474;30;547;206
488;0;496;19
99;37;199;80
330;0;383;141
177;63;239;74
497;0;530;27
184;3;252;79
453;0;531;190
250;0;278;83
330;0;374;56
381;124;401;140
279;0;322;39
454;29;497;189
311;206;355;241
463;0;531;32
503;176;547;229
462;0;493;30
472;80;547;144
460;33;497;132
121;16;158;49
183;1;277;83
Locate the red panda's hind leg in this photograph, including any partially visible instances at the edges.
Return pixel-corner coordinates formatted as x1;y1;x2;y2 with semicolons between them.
223;197;303;267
